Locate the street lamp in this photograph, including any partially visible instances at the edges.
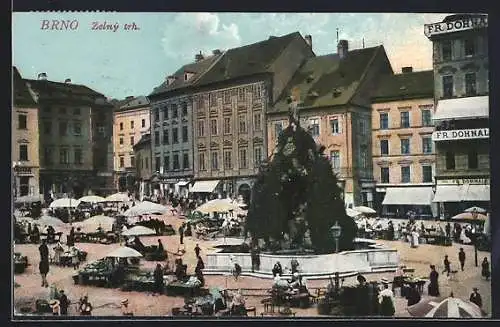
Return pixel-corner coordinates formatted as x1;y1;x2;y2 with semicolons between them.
330;221;342;253
472;208;478;267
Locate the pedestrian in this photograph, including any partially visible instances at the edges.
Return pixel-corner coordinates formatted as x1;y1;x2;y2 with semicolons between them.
445;222;451;239
153;263;164;295
71;246;80;270
156;239;164;257
194;243;201;258
406;283;421;306
178;225;184;245
79;296;92;316
58;290;70;315
469;287;482;308
442;255;451;277
481;257;490;280
195;257;205;286
378;281;395;317
49;299;60;316
458;248;466;271
121;299;134;316
39;257;50;287
428;265;440;297
39;239;49;262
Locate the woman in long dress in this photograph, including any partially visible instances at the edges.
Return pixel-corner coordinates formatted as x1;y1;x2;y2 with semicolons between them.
427;265;440;296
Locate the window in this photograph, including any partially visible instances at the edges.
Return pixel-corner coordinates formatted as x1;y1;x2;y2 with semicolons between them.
73;108;80;115
210;119;218;135
19;144;28;161
464;38;475;57
74;149;82;165
211;152;219;170
119;137;124;145
465;73;477;96
145;157;149;169
172;104;178;119
19;176;29;196
381;167;389;183
44;148;52;165
173;154;180;170
422;166;433;183
422;137;432;154
73;121;81;135
120;122;124;131
130;155;135;168
254;113;261;131
172;128;179;143
197;96;205;109
360;148;368;168
223;90;231;104
445;152;455;170
119;156;125;168
468;150;478;169
400;138;410;155
275;122;283;138
379;112;388;130
18;114;27;129
222;118;231;134
328;118;339;134
130;136;135;145
380;139;389;156
198;120;205;137
154;131;160;145
239;115;247;133
210;93;217;106
401;166;411;183
443;76;454;98
155;156;161;172
60;148;69;164
182;103;188;117
141;119;146;128
359;119;367;136
442;40;452;61
163;130;169;144
253;84;262;99
238;88;245;101
182;126;188;142
163;156;170;171
330;150;340;170
400;111;410;128
421;109;432;126
59;121;67;136
239;149;247;169
199;152;206;170
183;153;189;169
163;106;169;119
130;121;134;129
224;150;232;169
154;109;160;121
310;118;319;136
44;121;51;135
254;147;263;166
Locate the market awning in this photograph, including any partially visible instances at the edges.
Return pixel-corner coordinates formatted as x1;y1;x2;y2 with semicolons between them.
461;184;489;201
433;96;489;121
190;180;220;193
382;187;433;205
176;181;190;187
432;185;462;202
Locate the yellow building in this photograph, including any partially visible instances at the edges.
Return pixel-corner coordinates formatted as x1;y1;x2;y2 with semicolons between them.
371;68;436;218
112;96;151;192
12;67;39;198
133;133;152;199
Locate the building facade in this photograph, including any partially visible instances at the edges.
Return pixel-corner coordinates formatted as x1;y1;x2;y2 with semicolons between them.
12;67;40;198
268;41;393;208
133;133;152;200
148;52;222;198
26;74;114;198
425;14;489;218
191;32;315;202
371;69;436;218
112;96;150;192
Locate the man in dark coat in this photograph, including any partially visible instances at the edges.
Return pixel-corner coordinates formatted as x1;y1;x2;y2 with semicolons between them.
445;222;451;239
195;257;205;286
59;290;70;315
194;243;201;258
428;265;440;296
442;255;451;277
406;283;421;306
178;225;184;245
39;258;50;287
481;257;490;280
153;264;164;295
469;287;482;308
458;248;466;271
39;239;49;262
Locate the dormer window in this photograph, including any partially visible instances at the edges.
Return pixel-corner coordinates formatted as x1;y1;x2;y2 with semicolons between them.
166;75;176;86
184;71;195;81
333;88;342;98
306;74;314;83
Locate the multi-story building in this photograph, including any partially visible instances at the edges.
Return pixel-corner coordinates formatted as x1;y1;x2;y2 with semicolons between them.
133;133;152;200
148;52;222;198
112;96;150;193
192;32;315;202
268;40;393;208
25;73;114;198
371;68;436;218
12;67;40;198
425;14;489;218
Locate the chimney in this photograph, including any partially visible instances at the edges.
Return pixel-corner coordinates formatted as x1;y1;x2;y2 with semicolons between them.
212;49;222;55
195;51;204;62
402;67;413;73
166;75;176;85
37;73;47;80
64;78;71;83
337;40;349;59
304;35;312;49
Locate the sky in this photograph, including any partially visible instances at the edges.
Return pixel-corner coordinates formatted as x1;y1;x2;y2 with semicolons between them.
12;12;451;100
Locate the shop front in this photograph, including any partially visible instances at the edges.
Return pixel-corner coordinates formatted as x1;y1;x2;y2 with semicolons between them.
380;186;435;219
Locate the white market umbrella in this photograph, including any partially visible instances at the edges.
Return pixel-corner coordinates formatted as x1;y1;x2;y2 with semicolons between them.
346;208;362;218
408;295;487;318
75;215;115;233
451;212;487;221
49;198;81;208
79;195;105;203
104;193;130;202
123;201;169;217
106;246;143;258
122;225;156;237
36;215;66;228
195;198;240;215
464;207;487;214
353;206;376;214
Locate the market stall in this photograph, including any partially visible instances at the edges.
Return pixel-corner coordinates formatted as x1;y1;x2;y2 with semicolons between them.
14;253;28;274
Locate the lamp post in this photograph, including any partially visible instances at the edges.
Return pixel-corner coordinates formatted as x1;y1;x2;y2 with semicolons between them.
472;208;478;267
330;221;342;253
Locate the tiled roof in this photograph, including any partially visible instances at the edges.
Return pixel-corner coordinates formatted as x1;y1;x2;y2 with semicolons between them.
114;96;150;111
26;78;105;98
195;32;303;87
371;70;434;102
13;67;36;107
270;46;381;114
133;133;151;150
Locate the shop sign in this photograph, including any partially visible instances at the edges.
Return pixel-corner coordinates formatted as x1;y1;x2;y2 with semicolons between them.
424;15;488;37
438;178;489;185
432;128;489;141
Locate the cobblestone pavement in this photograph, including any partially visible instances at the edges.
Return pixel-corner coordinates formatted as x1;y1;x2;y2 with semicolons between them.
13;214;491;318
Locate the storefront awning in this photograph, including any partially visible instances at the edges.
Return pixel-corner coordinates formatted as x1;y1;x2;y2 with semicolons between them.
190;180;220;193
432;185;462;202
461;184;490;201
176;181;190;187
433;96;489;121
382;187;433;205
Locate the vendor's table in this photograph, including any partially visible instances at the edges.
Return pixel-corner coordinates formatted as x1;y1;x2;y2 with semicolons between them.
165;281;202;297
